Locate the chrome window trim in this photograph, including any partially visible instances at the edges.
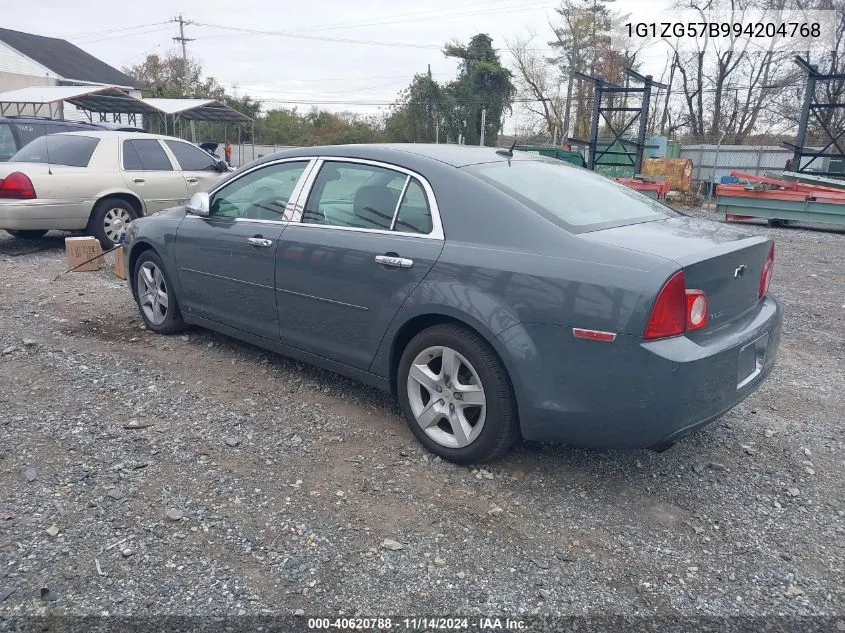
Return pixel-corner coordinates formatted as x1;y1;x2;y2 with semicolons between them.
285;158;322;222
389;175;411;231
192;157;318;225
290;156;444;240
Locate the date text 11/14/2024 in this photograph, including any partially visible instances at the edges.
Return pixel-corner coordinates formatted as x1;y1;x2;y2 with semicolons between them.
307;617;527;630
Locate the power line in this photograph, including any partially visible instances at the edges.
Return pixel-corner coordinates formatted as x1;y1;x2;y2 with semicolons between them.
220;73;452;84
74;24;172;45
291;0;557;33
193;22;443;49
67;21;171;40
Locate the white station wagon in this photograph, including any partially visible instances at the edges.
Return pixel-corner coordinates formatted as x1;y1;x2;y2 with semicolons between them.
0;131;230;247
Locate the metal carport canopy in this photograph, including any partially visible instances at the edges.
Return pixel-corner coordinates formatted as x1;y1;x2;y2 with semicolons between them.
141;98;252;123
0;86;161;118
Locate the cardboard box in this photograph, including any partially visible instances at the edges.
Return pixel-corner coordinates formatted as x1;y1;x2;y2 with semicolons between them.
113;245;127;280
65;237;103;272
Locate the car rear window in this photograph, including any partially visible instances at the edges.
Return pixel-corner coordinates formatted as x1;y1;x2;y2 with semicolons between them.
12;134;99;167
0;123;16;161
465;160;678;232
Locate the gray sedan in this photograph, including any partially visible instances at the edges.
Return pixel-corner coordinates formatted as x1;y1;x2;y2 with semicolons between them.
123;144;782;464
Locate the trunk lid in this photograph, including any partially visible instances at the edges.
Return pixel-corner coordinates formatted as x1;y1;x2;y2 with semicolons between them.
581;216;772;328
0;162;52;179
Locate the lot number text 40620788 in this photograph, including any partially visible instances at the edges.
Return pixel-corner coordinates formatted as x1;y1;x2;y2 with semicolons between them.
306;617;527;630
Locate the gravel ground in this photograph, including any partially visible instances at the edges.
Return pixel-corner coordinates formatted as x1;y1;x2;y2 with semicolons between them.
0;210;843;624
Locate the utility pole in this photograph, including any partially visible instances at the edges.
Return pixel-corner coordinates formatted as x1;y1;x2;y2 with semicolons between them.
480;108;487;146
562;73;573;141
427;64;433;143
172;14;194;91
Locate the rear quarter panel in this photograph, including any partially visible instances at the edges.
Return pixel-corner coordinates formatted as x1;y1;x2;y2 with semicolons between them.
369;166;679;383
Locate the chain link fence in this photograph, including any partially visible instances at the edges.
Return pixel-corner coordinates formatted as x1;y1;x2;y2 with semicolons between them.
231;144;299;167
680;144;793;182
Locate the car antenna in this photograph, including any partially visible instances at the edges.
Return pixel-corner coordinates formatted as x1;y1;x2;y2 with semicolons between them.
496;138;519;158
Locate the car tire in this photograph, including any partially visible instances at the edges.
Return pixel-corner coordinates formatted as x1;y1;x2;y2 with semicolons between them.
132;250;187;335
88;198;137;249
397;323;519;464
6;229;48;239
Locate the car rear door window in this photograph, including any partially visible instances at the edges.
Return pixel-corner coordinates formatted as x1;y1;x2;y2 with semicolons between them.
302;161;406;230
122;140;143;170
12;134;99;167
126;139;173;171
164;140;218;171
392;178;432;234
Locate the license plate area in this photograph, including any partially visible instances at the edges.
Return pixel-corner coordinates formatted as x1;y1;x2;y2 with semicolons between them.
737;332;769;389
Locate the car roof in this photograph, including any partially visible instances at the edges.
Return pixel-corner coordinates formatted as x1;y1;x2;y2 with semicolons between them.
256;143;546;168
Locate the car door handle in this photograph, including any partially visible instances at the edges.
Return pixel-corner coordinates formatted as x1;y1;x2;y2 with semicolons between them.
133;178;145;183
186;177;198;183
247;237;273;248
375;254;413;268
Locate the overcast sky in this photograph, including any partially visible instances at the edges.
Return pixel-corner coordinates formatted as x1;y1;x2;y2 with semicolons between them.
10;0;674;130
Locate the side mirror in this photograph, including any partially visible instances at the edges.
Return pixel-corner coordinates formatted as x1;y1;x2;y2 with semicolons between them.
216;159;230;172
186;192;210;217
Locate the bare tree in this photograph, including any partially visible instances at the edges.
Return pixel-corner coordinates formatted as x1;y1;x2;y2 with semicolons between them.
664;0;801;141
507;32;565;139
548;0;604;138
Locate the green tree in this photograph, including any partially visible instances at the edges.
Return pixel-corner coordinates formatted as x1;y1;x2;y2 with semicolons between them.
222;95;261;121
442;34;515;145
124;54;215;98
385;70;444;143
257;107;383;146
260;107;308;145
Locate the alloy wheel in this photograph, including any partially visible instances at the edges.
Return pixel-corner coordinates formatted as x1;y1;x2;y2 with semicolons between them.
137;261;169;326
406;345;487;448
103;207;132;244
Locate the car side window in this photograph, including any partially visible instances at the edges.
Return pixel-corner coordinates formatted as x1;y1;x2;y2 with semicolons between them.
12;123;42;147
122;141;143;170
0;124;16;161
393;178;432;234
164;140;218;171
302;162;406;230
125;139;173;171
209;161;309;220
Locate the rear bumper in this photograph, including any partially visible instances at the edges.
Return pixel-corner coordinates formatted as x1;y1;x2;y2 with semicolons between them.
0;199;90;230
497;295;782;449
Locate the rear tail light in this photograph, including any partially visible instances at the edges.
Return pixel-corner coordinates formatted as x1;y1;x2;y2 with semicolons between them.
0;172;36;199
644;271;708;340
759;242;774;298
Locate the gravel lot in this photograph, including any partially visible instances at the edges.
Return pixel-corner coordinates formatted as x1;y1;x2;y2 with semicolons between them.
0;210;843;625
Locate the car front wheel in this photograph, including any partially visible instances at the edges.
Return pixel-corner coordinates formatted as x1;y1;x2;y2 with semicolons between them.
132;251;187;334
397;324;519;464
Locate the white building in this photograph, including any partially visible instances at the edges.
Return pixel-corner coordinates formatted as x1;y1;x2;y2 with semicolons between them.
0;27;142;124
